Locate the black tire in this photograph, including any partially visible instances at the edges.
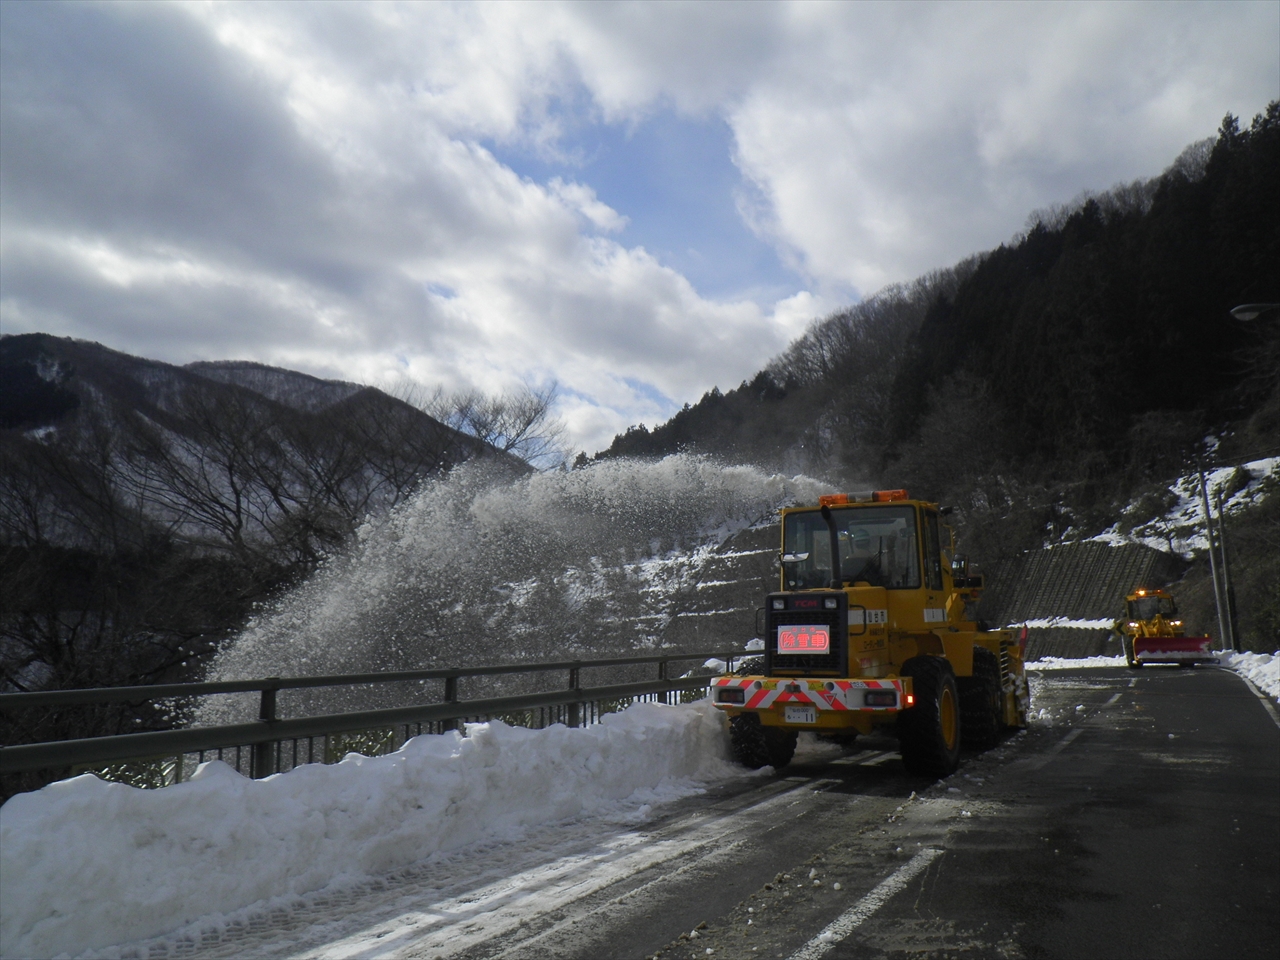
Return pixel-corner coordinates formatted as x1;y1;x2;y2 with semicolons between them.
764;727;798;768
898;656;962;778
729;713;770;768
1123;636;1143;669
959;647;1001;750
728;714;797;769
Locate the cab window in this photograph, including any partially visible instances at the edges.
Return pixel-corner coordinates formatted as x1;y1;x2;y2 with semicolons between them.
923;511;943;591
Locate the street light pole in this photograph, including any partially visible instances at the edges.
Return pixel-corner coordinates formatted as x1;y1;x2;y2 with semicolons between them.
1198;466;1230;651
1214;486;1241;652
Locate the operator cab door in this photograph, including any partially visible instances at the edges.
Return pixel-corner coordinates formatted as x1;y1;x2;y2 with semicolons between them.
921;509;944;623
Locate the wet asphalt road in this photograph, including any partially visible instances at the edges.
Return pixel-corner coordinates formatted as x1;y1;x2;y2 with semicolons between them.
482;666;1279;960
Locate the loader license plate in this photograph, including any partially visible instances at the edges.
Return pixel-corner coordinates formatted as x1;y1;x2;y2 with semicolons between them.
784;705;817;724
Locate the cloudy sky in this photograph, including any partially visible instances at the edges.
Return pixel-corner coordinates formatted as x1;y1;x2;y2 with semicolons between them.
2;1;1277;454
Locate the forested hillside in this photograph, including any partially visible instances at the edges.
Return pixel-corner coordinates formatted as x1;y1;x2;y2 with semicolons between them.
0;334;518;751
598;107;1280;557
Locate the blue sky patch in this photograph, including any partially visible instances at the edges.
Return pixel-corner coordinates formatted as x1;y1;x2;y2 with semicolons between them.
488;109;802;303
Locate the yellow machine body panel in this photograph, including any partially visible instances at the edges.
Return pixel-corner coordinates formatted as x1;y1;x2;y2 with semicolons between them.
712;492;1029;755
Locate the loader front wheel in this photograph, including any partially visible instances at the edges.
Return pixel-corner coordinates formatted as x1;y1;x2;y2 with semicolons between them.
1122;636;1142;669
898;656;961;778
959;647;1001;750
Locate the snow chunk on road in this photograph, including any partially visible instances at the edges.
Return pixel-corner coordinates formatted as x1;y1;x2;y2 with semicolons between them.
0;699;736;960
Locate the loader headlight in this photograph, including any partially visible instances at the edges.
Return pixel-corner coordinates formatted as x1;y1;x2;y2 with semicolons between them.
772;599;786;610
824;597;838;610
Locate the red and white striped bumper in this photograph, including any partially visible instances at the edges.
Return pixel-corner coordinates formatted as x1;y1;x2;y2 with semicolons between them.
710;676;909;711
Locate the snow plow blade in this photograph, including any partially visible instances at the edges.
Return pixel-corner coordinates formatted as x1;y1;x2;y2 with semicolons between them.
1133;636;1217;665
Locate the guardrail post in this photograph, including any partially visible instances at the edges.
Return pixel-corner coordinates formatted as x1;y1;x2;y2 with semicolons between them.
568;667;581;727
252;681;280;779
658;659;668;705
443;675;459;732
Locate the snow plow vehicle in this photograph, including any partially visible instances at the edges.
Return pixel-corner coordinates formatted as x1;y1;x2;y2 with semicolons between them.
711;490;1028;778
1115;588;1216;669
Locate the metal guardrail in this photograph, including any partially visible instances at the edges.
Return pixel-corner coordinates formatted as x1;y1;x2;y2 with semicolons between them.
0;649;743;781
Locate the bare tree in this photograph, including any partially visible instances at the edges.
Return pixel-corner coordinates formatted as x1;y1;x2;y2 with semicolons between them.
389;380;568;469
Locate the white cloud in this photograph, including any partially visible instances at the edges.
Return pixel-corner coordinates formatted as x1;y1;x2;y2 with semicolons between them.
2;0;1276;456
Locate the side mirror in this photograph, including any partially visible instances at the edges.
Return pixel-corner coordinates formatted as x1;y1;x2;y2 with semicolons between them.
951;554;969;577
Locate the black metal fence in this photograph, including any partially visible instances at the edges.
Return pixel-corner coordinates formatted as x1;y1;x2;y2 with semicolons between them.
0;649;742;787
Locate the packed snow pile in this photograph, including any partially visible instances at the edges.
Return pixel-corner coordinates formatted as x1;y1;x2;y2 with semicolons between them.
1220;650;1280;700
0;700;737;960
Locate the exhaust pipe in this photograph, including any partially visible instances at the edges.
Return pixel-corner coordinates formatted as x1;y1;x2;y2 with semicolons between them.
820;505;843;590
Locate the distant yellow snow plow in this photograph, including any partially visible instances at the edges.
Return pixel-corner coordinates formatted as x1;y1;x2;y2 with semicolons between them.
1115;588;1216;668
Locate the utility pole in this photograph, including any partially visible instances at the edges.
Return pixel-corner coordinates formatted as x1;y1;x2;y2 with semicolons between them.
1198;466;1230;651
1214;486;1241;652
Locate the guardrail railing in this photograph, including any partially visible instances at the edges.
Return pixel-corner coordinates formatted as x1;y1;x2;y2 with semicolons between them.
0;649;743;784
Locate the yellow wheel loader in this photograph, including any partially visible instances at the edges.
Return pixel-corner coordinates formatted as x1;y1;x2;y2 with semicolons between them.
711;490;1029;778
1115;588;1216;669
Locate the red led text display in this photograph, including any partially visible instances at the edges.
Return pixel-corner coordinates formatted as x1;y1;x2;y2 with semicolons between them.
776;625;830;653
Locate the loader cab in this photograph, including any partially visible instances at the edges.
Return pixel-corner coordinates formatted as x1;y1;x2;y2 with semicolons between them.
780;503;922;590
1126;591;1177;621
779;492;945;593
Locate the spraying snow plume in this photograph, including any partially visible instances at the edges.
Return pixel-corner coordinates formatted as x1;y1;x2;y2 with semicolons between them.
201;456;827;720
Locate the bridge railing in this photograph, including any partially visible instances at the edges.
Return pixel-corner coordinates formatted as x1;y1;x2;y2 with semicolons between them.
0;649;743;786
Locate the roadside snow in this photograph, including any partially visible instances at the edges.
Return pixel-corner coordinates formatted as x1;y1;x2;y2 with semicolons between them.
1025;651;1280;702
1219;650;1280;700
0;700;737;960
1017;618;1114;630
1026;656;1128;670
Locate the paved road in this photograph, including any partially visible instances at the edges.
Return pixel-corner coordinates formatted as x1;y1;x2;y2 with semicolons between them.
107;666;1278;960
478;666;1278;960
640;666;1280;960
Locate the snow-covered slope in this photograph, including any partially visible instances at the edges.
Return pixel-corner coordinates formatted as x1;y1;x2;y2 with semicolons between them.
1092;456;1278;557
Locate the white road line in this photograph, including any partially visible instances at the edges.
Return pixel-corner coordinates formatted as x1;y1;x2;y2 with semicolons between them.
1227;670;1280;730
1025;726;1086;771
787;848;943;960
1104;692;1122;706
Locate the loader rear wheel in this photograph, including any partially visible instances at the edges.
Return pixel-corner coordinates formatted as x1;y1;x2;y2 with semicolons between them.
764;727;798;768
898;656;961;778
959;648;1001;750
729;714;769;768
729;715;797;769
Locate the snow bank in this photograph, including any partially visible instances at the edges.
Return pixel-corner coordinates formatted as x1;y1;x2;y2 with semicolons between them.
0;700;735;960
1025;650;1280;701
1026;656;1128;670
1017;617;1114;630
1220;650;1280;700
